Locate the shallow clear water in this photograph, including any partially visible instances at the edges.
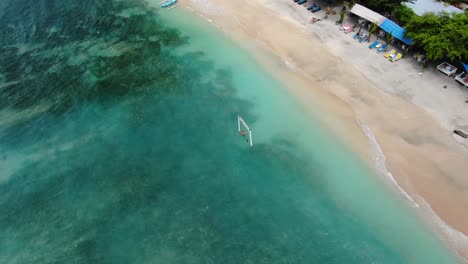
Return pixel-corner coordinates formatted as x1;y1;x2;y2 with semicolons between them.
0;0;459;263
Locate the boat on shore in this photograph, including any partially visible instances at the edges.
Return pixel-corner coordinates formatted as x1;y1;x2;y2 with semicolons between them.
160;0;177;8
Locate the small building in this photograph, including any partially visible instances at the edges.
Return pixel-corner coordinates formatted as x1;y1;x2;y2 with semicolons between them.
350;4;413;46
403;0;464;16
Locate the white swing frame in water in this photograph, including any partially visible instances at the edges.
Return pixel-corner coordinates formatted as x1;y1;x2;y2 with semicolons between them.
237;115;253;147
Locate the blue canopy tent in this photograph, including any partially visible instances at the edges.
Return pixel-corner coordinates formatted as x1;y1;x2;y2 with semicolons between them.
463;63;468;73
350;4;414;46
379;19;413;46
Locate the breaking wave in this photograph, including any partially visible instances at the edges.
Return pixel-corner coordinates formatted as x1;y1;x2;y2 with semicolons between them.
358;118;468;262
356;118;419;208
418;198;468;263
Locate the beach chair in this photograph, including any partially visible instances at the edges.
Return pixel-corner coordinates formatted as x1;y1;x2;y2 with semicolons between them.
436;62;457;76
390;53;402;62
455;72;468;88
310;17;322;24
359;34;368;43
307;3;318;10
344;26;354;34
311;5;321;12
353;32;360;39
384;49;396;58
368;40;379;49
376;44;387;53
339;22;350;31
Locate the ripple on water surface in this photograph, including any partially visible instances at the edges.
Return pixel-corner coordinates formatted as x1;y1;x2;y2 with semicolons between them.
0;0;460;263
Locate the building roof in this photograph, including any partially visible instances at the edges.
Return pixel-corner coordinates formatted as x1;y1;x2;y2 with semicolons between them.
404;0;464;16
350;4;414;45
379;20;414;45
350;4;386;25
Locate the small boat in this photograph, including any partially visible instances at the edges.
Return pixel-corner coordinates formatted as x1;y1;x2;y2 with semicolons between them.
454;130;468;139
161;0;177;8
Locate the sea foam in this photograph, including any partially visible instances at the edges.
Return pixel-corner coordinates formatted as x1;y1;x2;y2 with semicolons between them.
418;198;468;262
189;0;227;16
356;118;419;208
358;118;468;262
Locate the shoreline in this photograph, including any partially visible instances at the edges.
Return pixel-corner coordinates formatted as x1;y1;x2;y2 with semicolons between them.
179;0;468;261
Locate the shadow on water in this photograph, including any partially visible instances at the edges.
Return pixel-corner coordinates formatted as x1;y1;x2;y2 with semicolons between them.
0;0;187;112
0;0;409;263
0;128;401;263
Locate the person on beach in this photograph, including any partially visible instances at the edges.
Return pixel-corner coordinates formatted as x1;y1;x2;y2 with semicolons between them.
310;17;322;24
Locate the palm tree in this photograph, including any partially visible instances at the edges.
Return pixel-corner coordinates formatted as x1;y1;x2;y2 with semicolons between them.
385;31;394;45
367;23;378;42
338;6;346;24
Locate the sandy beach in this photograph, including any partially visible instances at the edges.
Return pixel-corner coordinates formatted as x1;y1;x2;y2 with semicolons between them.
181;0;468;261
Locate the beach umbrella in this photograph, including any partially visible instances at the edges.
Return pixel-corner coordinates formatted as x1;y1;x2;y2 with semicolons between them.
462;62;468;73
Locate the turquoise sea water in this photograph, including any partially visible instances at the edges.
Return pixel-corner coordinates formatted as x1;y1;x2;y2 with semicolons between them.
0;0;460;263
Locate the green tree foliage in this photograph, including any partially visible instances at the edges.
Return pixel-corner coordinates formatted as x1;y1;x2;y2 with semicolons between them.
339;7;346;24
392;5;416;24
358;0;406;15
342;0;408;15
405;12;468;61
343;0;357;10
385;31;394;44
369;23;379;34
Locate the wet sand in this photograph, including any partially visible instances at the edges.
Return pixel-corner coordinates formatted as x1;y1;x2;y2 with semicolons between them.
180;0;468;261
